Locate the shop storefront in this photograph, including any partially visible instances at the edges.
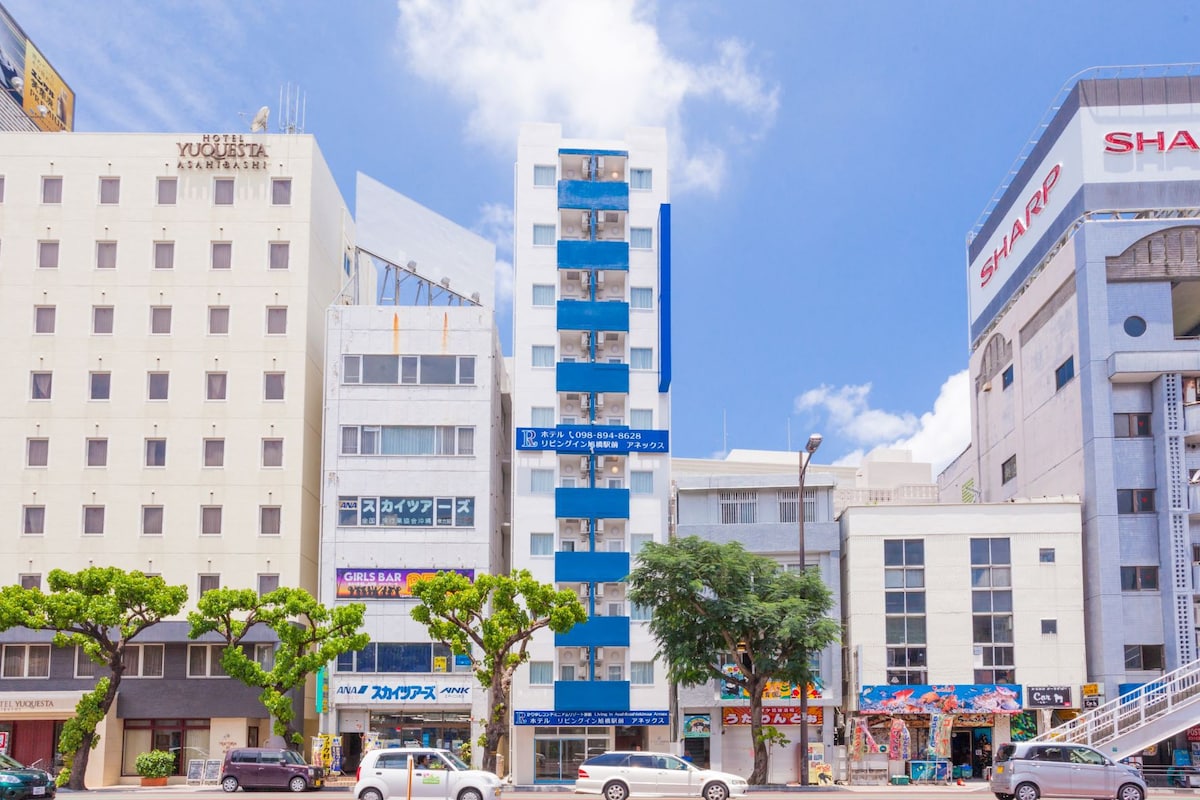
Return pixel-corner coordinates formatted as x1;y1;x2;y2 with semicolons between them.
0;691;84;770
513;711;670;783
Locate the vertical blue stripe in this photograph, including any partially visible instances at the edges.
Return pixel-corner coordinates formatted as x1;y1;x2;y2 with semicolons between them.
658;203;672;393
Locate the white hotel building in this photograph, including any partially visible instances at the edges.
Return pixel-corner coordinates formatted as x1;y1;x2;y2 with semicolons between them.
509;124;673;784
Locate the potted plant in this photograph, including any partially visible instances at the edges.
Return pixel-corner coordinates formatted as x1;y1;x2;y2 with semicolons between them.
135;749;175;786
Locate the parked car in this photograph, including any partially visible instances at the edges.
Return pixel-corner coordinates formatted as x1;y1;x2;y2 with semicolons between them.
354;747;502;800
0;752;55;800
220;747;324;792
575;751;747;800
990;741;1145;800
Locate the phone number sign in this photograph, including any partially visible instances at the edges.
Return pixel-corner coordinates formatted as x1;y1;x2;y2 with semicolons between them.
516;427;669;453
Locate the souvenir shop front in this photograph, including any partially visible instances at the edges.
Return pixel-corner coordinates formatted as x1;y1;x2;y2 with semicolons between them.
854;684;1023;782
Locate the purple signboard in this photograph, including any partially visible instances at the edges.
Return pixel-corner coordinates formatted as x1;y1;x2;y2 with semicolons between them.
335;568;474;600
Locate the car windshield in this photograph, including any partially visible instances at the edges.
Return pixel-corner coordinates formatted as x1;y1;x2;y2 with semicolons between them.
440;751;469;771
281;751;307;765
0;753;23;770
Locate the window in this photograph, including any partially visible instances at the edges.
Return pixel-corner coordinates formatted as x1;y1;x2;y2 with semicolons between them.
1041;619;1058;635
340;425;475;456
264;372;285;400
2;645;50;678
99;177;120;204
122;644;164;678
533;165;556;186
630;348;653;370
93;305;114;334
1124;644;1165;671
96;241;116;269
630;287;653;309
198;573;221;596
258;574;280;596
531;469;554;493
1001;455;1017;484
26;438;48;467
342;354;476;385
187;643;227;677
157;177;177;205
1002;364;1014;388
208;306;229;334
532;284;555;306
1055;356;1075;390
531;407;555;427
201;506;222;535
145;438;166;467
630;534;652;556
629;168;652;190
41;176;62;204
779;488;800;524
631;661;654;684
86;438;108;467
606;664;623;682
1039;548;1056;563
1121;566;1159;591
34;306;55;333
83;505;105;535
1114;413;1151;437
532;346;555;368
260;506;281;535
253;644;276;672
22;506;45;535
531;533;554;556
262;438;283;467
266;307;287;334
626;409;652;430
528;661;553;685
204;438;225;467
269;242;290;270
154;241;175;270
630;227;653;249
1117;489;1156;514
630;602;651;622
719;491;758;524
210;241;231;270
74;646;97;678
533;224;556;246
142;506;163;535
89;372;111;400
147;371;169;400
1124;315;1147;337
631;471;654;494
206;372;227;400
18;575;40;591
559;663;577;681
271;178;292;205
213;178;234;205
38;240;59;269
971;537;1014;683
30;371;52;400
150;306;172;334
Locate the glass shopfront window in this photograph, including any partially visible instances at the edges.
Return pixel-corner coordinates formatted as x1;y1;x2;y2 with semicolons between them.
533;727;610;782
121;719;210;776
369;711;470;753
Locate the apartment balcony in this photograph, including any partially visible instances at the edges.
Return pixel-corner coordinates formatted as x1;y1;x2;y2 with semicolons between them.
558;179;629;211
555;487;630;519
555;551;630;583
557;299;630;333
556;361;629;394
555;679;630;712
555;615;631;648
558;240;629;271
835;484;940;511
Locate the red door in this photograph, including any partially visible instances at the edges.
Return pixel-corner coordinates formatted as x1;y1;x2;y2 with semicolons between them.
11;720;55;768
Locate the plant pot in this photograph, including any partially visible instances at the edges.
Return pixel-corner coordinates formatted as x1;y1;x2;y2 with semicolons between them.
140;776;169;787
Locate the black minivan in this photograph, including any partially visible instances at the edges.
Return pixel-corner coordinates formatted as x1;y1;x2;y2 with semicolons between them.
220;748;323;793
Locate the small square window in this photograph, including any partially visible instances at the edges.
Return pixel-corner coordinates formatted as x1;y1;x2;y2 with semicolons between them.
206;372;227;400
629;168;653;190
42;176;62;204
1001;455;1017;484
145;438;167;467
93;306;114;334
34;306;55;333
532;345;555;367
264;372;285;400
198;574;221;595
533;224;556;246
211;241;232;270
214;178;235;205
1041;619;1058;635
260;506;281;535
1039;548;1056;563
1002;365;1014;389
269;242;290;270
157;177;177;205
630;227;653;249
99;177;120;204
208;306;230;335
86;438;108;467
83;505;105;535
22;506;45;535
533;165;557;186
266;307;287;334
630;347;653;370
30;371;52;400
258;574;280;596
89;372;111;400
38;241;59;269
147;371;169;400
271;179;292;205
154;241;175;270
201;506;223;535
630;287;653;309
204;438;225;467
18;574;40;591
96;241;117;269
262;438;283;467
142;506;164;535
150;306;172;334
26;438;48;467
1055;356;1075;390
532;284;555;306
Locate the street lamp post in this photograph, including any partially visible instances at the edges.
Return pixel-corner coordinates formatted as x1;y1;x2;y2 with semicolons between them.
797;433;822;787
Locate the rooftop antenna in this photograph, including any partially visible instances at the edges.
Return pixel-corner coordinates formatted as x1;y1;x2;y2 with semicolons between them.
249;105;270;133
278;84;306;134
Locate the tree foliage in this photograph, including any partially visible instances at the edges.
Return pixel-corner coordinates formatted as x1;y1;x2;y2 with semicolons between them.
409;570;587;774
0;567;188;790
626;537;840;785
188;587;369;744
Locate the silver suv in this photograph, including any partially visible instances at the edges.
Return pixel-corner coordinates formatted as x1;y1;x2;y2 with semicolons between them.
991;742;1145;800
353;748;502;800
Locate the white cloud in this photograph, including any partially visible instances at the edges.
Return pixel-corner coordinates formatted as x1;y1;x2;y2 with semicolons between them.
795;370;971;473
395;0;778;193
474;203;515;309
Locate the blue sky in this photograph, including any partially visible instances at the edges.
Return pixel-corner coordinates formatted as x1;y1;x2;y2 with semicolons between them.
8;0;1200;468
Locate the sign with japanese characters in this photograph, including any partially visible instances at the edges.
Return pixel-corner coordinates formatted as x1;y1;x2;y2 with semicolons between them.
516;427;669;453
513;710;669;726
721;706;823;726
338;496;474;527
334;681;473;704
335;568;474;599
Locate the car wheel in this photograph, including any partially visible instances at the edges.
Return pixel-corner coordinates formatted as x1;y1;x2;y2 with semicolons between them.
288;776;308;793
1117;784;1144;800
703;782;729;800
1015;782;1039;800
603;781;630;800
359;789;384;800
221;776;240;793
458;789;484;800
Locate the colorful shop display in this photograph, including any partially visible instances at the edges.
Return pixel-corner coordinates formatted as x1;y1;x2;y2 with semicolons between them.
859;684;1022;715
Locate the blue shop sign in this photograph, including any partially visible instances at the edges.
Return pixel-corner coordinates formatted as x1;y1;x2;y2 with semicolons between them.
515;427;669;453
513;710;670;726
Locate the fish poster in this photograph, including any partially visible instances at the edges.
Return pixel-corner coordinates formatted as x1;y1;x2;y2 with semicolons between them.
859;683;1023;714
889;718;911;760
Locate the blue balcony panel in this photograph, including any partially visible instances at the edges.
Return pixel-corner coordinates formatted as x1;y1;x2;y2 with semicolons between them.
557;300;630;333
555;616;631;647
558;241;629;271
555;551;631;584
558;180;629;211
555;680;630;712
555;488;630;520
559;148;630;157
556;362;629;394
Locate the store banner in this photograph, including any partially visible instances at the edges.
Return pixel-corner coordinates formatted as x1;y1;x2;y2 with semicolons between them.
682;715;711;738
859;684;1022;714
1026;685;1072;708
720;664;824;700
721;706;823;726
336;568;474;599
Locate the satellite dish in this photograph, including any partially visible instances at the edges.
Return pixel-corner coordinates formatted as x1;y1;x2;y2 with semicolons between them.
250;105;270;132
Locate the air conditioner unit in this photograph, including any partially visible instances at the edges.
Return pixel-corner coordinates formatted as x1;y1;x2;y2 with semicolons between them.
595;392;604;408
597;332;606;345
579;647;591;661
578;586;589;601
565;523;577;535
580;332;589;348
581;212;590;228
597;271;606;285
595;647;605;660
581;271;590;286
580;457;590;472
596;520;605;533
563;648;577;661
596;583;606;598
596;156;605;171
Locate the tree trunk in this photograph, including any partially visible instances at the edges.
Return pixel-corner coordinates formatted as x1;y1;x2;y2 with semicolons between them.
747;675;768;785
68;674;121;790
481;669;513;775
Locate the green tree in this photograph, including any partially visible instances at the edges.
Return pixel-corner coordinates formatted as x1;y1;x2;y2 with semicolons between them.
187;587;369;744
0;567;188;790
409;570;587;774
626;537;840;785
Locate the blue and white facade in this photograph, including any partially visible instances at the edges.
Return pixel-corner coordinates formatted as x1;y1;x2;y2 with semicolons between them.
947;69;1200;699
510;124;672;784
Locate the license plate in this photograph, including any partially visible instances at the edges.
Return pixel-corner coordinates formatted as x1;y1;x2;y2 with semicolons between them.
32;788;45;796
